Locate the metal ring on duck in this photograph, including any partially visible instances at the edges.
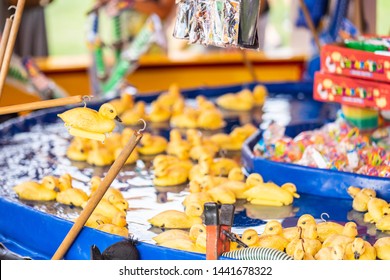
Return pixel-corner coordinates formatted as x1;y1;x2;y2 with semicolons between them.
222;247;293;260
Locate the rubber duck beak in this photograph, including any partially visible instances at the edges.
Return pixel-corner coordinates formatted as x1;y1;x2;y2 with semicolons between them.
115;116;122;122
354;252;360;259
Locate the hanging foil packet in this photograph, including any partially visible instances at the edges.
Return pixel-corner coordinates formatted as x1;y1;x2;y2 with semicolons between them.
222;0;240;46
238;0;260;49
189;0;211;45
173;0;195;39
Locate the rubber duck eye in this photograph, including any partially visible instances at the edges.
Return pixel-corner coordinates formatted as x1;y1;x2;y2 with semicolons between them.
302;221;306;225
199;229;203;233
247;236;251;240
110;109;114;113
269;227;273;231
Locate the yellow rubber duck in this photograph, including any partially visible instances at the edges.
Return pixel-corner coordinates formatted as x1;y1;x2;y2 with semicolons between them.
137;133;167;155
316;220;345;243
207;186;236;204
148;210;202;229
109;92;134;115
190;154;239;180
96;223;129;237
321;222;358;248
216;88;254;111
184;201;204;217
84;198;126;221
182;192;213;209
282;214;316;241
86;140;114;166
347;186;376;212
188;175;228;193
252;84;268;106
66;137;91;161
147;101;171;123
215;168;248;199
153;163;189;187
286;225;322;256
292;239;315;260
376;214;390;232
85;213;111;228
121;101;146;126
314;245;345;260
158;238;204;253
364;197;390;223
153;230;192;244
56;180;89;208
153;224;206;245
344;237;376;260
245;173;264;188
153;155;193;173
196;95;217;111
209;123;258;152
89;176;128;210
166;129;192;160
374;237;390;260
156;83;183;110
58;103;121;142
188;130;219;161
197;109;226;130
242;228;289;252
243;182;300;206
13;176;58;201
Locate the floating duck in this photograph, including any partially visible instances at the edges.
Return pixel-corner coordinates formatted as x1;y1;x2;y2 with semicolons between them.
286;225;322;256
244;182;299;206
66;137;90;161
96;223;129;237
197;109;225;130
282;214;317;241
147;101;171;123
241;228;289;252
58;103;121;142
215;168;248;199
153;163;189;187
321;222;358;249
207;186;236;204
84;198;126;221
314;245;345;260
184;201;204;217
158;238;204;253
148;210;202;229
188;174;228;193
216;88;254;111
347;186;376;212
252;84;268;106
109;92;134;115
170;107;198;129
86;140;114;166
156;83;183;110
364;197;390;224
182;192;213;209
316;219;345;243
374;237;390;260
89;176;128;209
13;176;58;201
292;239;315;260
376;214;390;232
245;173;264;188
137;133;167;155
85;213;111;228
344;237;376;260
121;101;146;126
153;224;206;245
56;185;88;207
153;229;191;244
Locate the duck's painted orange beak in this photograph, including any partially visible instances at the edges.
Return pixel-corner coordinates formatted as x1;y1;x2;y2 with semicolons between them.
115;115;122;122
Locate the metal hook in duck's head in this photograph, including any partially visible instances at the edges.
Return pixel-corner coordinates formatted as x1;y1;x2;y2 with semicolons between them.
137;119;147;133
320;212;330;222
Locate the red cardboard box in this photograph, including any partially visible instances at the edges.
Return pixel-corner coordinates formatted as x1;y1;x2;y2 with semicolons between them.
314;71;390;110
321;44;390;83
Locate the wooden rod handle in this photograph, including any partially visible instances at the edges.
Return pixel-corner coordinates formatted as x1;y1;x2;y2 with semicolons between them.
0;0;26;98
0;95;89;115
0;18;13;66
51;130;143;260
